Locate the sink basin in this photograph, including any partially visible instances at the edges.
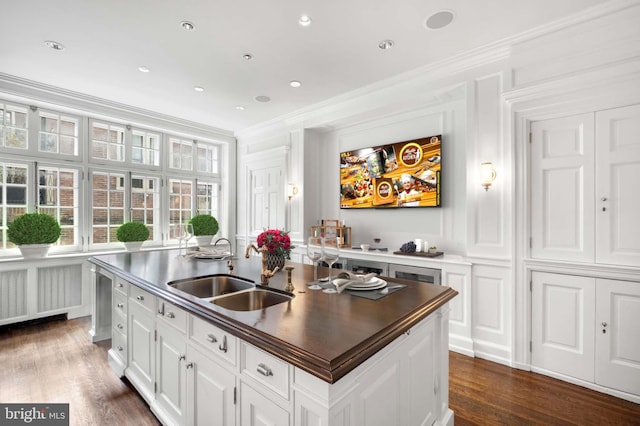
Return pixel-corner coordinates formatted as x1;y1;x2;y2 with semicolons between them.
211;289;293;311
167;275;254;298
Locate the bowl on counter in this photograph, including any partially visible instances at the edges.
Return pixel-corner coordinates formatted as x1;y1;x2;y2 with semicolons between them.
360;244;370;251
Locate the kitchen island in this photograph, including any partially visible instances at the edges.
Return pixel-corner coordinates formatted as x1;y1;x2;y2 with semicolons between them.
89;249;457;426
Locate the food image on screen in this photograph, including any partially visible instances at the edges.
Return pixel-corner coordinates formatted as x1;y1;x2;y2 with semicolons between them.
340;135;441;209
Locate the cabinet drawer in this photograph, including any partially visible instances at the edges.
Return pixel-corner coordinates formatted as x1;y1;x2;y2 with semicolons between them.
190;315;237;366
157;301;188;334
129;286;156;313
113;291;128;316
112;329;127;360
114;277;129;296
113;310;127;335
241;343;290;399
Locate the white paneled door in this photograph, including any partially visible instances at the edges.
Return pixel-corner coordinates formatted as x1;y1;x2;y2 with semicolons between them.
595;104;640;266
530;113;595;262
250;166;284;235
531;271;595;382
595;278;640;396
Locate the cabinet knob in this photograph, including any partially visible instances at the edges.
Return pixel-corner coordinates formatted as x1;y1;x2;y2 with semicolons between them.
117;346;124;352
602;322;607;327
206;334;217;343
117;303;124;308
219;335;228;353
185;362;194;369
257;363;273;377
166;312;175;319
117;323;123;330
179;354;186;361
136;295;144;301
601;197;607;201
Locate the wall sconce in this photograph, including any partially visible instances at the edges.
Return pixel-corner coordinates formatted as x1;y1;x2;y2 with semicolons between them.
480;162;496;191
287;183;299;200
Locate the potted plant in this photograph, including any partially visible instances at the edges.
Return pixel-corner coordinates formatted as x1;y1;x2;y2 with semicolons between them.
189;214;219;246
116;222;150;252
257;228;294;271
7;212;61;259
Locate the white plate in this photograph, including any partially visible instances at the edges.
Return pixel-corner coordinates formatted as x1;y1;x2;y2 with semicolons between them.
345;277;385;288
347;280;387;291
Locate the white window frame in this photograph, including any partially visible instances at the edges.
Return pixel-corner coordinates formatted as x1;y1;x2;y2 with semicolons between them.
0;101;29;151
37;109;82;159
130;172;162;245
89;119;126;164
0;160;31;253
89;169;126;249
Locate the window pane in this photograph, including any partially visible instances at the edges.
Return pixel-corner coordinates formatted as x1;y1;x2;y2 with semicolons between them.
91;171;125;244
1;105;28;149
91;122;124;162
169;137;194;171
39;112;78;156
37;166;80;247
1;162;29;249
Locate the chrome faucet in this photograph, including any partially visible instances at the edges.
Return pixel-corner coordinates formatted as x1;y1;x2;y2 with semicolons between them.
213;237;234;257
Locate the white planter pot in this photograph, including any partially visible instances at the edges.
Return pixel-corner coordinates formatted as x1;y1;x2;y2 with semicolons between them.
195;235;212;247
19;244;51;259
123;242;144;252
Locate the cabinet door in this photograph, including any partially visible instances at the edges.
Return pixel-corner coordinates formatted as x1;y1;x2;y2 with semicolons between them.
595;278;640;396
240;382;289;426
531;272;595;382
595;104;640;266
188;344;236;426
530;114;595;262
156;322;187;426
128;301;155;401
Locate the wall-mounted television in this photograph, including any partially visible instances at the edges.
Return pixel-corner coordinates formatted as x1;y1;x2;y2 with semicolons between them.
340;135;441;209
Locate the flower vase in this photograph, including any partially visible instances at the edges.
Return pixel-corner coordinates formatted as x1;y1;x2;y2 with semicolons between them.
265;252;285;272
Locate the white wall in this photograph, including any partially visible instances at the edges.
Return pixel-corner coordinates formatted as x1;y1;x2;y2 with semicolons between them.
236;0;640;368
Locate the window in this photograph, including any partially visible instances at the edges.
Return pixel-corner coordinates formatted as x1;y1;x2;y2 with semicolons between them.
169;179;192;225
91;171;125;244
39;112;79;156
196;181;219;219
196;142;219;174
0;103;28;149
131;174;160;241
0;162;29;249
91;121;125;162
37;166;80;248
169;137;193;171
132;129;160;166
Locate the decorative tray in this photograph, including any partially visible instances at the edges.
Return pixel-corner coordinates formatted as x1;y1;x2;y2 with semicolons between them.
393;251;444;258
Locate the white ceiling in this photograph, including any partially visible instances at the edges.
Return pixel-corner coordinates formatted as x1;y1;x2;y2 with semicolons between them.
1;0;607;134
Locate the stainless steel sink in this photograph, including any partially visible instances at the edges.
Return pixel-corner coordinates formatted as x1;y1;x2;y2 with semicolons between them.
167;275;254;298
211;289;292;311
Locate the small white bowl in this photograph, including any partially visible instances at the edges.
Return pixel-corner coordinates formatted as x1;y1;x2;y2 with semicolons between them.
360;244;370;251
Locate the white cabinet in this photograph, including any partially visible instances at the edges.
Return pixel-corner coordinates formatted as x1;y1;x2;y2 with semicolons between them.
240;382;290;426
155;319;188;425
187;343;237;426
127;290;156;403
531;104;640;267
532;272;640;397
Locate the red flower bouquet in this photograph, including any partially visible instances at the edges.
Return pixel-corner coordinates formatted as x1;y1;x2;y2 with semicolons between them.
257;229;294;259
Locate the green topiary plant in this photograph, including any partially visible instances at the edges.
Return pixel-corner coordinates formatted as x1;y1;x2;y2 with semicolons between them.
189;214;219;236
116;222;150;242
8;212;61;245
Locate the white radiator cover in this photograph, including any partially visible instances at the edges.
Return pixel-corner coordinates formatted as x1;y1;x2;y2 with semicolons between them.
0;269;28;320
38;265;83;313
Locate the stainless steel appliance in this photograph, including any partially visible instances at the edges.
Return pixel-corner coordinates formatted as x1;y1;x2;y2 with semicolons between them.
388;264;441;285
345;258;389;277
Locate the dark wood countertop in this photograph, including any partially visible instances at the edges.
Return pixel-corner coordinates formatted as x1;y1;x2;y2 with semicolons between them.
89;249;457;383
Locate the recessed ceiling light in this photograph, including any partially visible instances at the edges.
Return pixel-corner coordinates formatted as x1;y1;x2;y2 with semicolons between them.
425;10;455;30
236;106;245;111
255;95;271;103
181;20;195;31
138;66;150;73
289;80;302;88
44;40;65;51
194;86;204;92
242;54;253;61
378;39;394;50
299;14;312;26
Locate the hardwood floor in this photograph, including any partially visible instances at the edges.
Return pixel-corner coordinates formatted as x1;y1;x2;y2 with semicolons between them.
1;316;638;426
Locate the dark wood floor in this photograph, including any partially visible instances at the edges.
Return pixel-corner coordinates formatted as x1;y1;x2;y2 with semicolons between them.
1;316;638;426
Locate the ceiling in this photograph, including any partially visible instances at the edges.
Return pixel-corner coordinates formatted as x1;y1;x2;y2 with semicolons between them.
2;0;607;134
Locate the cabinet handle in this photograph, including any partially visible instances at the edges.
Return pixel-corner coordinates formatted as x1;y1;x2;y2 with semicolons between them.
166;312;175;319
179;354;186;361
136;295;144;301
117;303;124;308
206;334;217;343
117;346;124;352
117;323;123;330
219;335;228;353
257;363;273;377
158;303;165;315
601;197;607;201
117;282;123;288
185;362;194;369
